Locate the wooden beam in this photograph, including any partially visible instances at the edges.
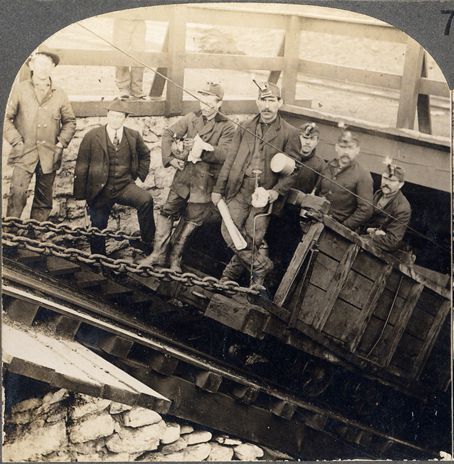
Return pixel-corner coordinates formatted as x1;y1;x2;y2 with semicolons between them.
314;244;360;331
417;54;432;134
231;385;260;404
165;5;186;116
396;38;425;129
4;299;40;326
282;15;301;105
349;265;393;352
99;335;134;358
54;315;82;340
268;35;285;84
274;222;324;307
418;77;450;97
184;53;284;70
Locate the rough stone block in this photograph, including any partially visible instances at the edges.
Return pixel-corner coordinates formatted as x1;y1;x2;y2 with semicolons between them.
43;388;68;405
10;410;32;425
180;424;194;435
71;396;111;420
207;443;235;461
215;435;242;446
184;430;212;445
105;421;166;454
160;422;180;445
234;443;264;461
109;402;133;415
161;437;188;454
3;421;67;461
183;443;212;461
11;397;43;413
122;407;162;428
70;413;116;444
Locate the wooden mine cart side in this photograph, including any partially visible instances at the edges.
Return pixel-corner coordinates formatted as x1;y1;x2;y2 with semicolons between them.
273;213;451;393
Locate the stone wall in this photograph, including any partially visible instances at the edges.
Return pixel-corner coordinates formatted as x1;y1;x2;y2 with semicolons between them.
2;113;251;256
3;388;291;462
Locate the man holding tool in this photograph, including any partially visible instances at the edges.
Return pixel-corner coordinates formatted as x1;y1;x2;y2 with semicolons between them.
211;80;300;290
139;82;235;271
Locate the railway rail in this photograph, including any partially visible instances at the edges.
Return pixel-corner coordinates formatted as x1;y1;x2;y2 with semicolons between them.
1;233;448;459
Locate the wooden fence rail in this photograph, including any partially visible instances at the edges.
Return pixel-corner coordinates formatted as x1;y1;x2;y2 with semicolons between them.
22;4;450;134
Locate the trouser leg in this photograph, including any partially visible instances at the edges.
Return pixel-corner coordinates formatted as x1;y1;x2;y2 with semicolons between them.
221;254;244;282
130;20;146;97
113;18;134;96
6;166;34;218
30;165;56;222
87;203;112;255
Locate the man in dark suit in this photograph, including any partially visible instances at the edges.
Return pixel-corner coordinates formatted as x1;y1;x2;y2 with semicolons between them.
364;161;411;253
73;99;153;255
139;83;235;272
211;81;300;289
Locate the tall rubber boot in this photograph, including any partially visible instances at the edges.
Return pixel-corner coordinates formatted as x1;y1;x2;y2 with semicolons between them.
138;213;173;267
220;254;245;283
168;220;198;273
250;254;274;289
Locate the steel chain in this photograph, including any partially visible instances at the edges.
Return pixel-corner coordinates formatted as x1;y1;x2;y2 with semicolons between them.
2;232;258;296
2;216;138;241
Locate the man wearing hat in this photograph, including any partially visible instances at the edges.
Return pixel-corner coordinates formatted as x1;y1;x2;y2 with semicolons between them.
211;80;300;289
294;122;326;193
363;160;411;252
4;49;76;222
316;128;373;231
139;82;235;271
73;99;154;255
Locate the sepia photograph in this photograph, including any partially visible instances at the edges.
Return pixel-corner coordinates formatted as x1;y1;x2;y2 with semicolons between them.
1;1;452;461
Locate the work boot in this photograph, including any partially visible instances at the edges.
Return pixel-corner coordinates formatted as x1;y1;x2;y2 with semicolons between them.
137;213;173;267
168;220;198;273
250;254;274;289
220;254;245;283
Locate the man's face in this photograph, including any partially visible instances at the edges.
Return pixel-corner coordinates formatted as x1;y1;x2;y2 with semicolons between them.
256;96;282;123
199;94;221;119
29;54;55;80
106;110;127;130
299;134;319;156
381;172;404;196
335;142;360;167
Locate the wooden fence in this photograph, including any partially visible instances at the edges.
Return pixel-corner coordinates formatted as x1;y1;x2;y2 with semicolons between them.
26;4;449;134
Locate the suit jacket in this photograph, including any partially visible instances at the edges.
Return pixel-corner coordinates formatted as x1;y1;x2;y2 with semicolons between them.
213;114;300;201
366;189;412;252
316;159;373;231
4;79;76;174
162;110;236;203
73;125;150;204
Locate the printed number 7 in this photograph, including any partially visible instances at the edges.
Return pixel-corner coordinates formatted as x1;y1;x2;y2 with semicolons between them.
441;10;454;35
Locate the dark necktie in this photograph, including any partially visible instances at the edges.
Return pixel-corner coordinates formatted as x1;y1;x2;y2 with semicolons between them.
113;131;120;150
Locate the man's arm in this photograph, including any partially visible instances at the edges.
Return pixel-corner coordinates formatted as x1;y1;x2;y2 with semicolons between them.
73;133;92;200
136;134;151;182
161;113;191;167
372;204;411;252
212;127;243;196
57;92;76;147
343;170;374;231
201;121;236;164
3;86;24;147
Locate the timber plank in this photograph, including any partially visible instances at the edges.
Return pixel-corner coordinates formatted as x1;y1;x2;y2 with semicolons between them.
54;315;82;340
294;283;326;326
315;244;360;331
282;15;301;108
231;385;260;404
4;299;40;326
322;300;362;343
46;257;80;276
149;27;169;98
99;335;134;358
194;371;223;393
417;54;432;134
74;270;108;289
148;352;179;376
270;399;297;420
16;249;45;265
102;281;134;298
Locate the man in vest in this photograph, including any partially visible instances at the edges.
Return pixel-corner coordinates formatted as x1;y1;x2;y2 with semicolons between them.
73;99;154;255
139;83;235;272
364;160;411;252
4;49;76;222
212;80;300;289
316;128;373;231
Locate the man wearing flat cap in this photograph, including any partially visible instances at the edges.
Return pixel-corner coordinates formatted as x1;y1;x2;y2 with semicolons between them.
211;80;300;289
294;122;326;194
74;99;154;255
316;127;373;231
363;159;411;252
139;82;235;272
4;49;76;222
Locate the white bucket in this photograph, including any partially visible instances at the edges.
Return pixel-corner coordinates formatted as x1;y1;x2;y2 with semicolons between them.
271;152;296;176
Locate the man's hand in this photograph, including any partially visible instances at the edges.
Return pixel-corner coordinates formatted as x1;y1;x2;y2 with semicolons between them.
53;143;64;171
183;138;195;151
7;141;24;165
267;189;279;203
211;192;222;206
170;158;185;171
367;227;386;237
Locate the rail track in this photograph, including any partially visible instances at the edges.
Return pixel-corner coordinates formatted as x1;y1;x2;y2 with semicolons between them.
1;243;446;459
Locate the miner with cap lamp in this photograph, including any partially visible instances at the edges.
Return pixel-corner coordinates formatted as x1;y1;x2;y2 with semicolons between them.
363;160;411;252
4;48;76;222
315;127;373;231
211;80;300;289
73;99;154;255
139;82;235;272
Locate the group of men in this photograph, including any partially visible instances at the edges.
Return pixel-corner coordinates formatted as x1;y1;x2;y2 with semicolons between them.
4;49;412;291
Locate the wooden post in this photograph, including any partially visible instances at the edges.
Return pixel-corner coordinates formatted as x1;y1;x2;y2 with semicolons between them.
416;53;432;134
164;5;186;116
267;36;285;84
149;28;169;98
282;15;301;105
396;38;425;129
